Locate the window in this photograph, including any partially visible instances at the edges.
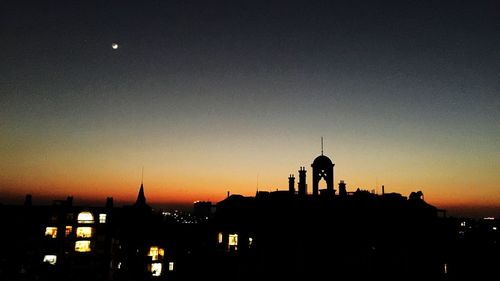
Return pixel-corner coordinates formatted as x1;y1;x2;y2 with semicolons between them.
45;227;57;238
43;255;57;265
148;246;164;261
218;232;223;244
65;226;73;237
248;237;253;248
228;234;238;246
99;213;107;223
168;262;174;271
150;263;162;277
77;212;94;224
75;240;91;252
76;227;93;238
228;233;238;251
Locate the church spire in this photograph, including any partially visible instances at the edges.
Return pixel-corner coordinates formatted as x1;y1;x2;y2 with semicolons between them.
135;183;147;206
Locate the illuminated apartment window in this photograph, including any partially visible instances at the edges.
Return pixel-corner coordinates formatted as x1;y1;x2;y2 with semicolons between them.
218;232;223;244
77;212;94;224
65;226;73;237
76;227;93;238
148;246;164;261
168;262;174;271
45;227;58;238
248;237;253;248
150;263;162;277
228;233;238;251
75;240;91;252
99;213;107;223
43;255;57;265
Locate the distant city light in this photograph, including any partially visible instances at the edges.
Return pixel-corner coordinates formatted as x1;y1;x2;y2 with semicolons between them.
484;217;495;220
111;43;119;49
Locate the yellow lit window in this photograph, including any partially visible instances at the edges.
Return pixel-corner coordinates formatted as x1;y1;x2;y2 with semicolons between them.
77;212;94;224
43;255;57;265
249;237;253;248
76;227;93;238
75;240;91;252
168;262;174;271
99;213;107;223
148;246;164;261
228;234;238;246
218;232;223;244
65;226;73;237
228;233;238;251
150;263;162;276
45;227;58;238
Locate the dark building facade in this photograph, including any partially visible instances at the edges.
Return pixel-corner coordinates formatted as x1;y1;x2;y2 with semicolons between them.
1;153;498;281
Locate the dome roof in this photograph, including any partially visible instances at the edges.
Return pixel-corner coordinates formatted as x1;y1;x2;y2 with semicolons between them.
312;155;333;167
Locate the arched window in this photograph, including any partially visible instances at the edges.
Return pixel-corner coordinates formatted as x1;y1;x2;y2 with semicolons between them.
77;212;94;224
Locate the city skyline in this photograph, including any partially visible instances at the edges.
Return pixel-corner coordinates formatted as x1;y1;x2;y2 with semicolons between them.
1;0;499;217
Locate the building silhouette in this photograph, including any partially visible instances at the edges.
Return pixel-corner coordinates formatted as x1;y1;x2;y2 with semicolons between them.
0;152;498;280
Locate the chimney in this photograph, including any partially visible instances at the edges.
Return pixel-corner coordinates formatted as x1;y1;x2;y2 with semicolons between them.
24;194;32;207
338;180;347;197
288;174;295;194
106;197;114;208
382;185;385;195
298;167;307;196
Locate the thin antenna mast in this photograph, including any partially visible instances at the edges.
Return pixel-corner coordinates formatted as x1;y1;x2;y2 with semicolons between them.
321;137;324;155
141;166;144;185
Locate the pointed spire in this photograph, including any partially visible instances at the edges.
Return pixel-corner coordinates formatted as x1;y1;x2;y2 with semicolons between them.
135;183;147;206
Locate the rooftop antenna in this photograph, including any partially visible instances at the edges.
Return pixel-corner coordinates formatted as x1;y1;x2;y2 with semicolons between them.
321;136;324;155
256;173;259;193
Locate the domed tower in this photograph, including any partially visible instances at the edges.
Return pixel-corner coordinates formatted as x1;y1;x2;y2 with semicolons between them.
311;139;335;196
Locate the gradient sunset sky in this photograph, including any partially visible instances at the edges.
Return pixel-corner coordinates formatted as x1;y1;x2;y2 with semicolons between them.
1;0;498;216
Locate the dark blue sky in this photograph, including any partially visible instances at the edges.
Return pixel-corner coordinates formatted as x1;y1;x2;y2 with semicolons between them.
1;0;499;213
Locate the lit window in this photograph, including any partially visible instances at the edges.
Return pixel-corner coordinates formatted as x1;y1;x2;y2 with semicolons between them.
99;213;107;223
228;233;238;251
460;221;466;227
65;226;73;237
249;237;253;248
45;227;58;238
77;212;94;224
218;232;223;244
493;226;497;231
150;263;162;277
43;255;57;265
148;246;164;261
76;227;93;238
228;234;238;246
168;262;174;271
75;240;91;252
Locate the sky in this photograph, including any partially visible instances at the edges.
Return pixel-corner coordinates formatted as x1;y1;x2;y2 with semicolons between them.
1;0;499;216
